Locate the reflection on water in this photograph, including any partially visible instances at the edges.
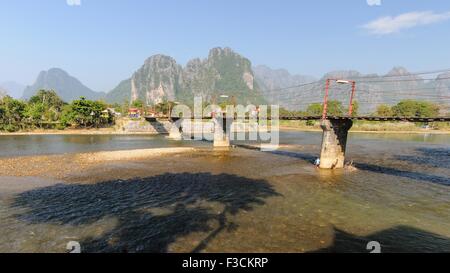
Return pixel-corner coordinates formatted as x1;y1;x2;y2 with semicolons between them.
0;131;449;253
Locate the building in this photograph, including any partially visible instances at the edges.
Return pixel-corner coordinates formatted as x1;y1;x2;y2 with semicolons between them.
107;108;121;117
128;108;141;118
101;110;110;119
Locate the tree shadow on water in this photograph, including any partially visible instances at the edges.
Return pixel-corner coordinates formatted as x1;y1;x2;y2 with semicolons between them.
12;173;280;253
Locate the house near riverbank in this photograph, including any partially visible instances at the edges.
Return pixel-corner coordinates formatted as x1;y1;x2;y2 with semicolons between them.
128;108;141;118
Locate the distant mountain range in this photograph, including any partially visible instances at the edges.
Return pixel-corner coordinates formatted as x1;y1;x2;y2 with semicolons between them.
258;66;450;113
0;81;26;99
0;87;7;99
22;68;105;102
6;47;449;114
253;65;316;94
105;47;266;105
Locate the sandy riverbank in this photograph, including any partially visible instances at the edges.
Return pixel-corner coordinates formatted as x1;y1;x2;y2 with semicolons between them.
0;147;196;180
0;128;163;136
78;147;196;162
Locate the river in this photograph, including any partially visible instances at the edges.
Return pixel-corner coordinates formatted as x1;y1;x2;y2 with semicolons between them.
0;131;449;253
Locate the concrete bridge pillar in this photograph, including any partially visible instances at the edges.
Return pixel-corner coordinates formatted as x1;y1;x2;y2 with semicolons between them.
168;118;183;140
319;119;353;169
213;117;233;148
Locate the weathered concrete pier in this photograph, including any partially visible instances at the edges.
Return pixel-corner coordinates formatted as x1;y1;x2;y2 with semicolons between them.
213;117;233;148
168;118;184;140
319;119;353;169
166;117;234;148
164;116;354;169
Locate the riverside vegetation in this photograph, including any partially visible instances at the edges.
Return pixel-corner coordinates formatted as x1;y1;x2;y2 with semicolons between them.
0;89;448;133
0;89;195;133
0;90;114;132
279;100;450;131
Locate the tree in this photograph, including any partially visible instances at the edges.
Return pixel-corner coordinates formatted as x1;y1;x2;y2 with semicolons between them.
26;90;66;128
306;103;323;116
111;103;121;114
306;100;344;116
121;99;130;115
0;94;114;132
415;101;440;117
60;104;76;128
25;102;46;128
279;108;295;117
155;100;178;116
131;99;144;109
64;97;109;128
29;90;64;111
0;99;5;128
375;104;393;117
392;100;440;118
327;100;344;116
0;96;27;131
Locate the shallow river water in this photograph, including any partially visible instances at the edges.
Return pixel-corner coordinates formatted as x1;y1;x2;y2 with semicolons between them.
0;131;449;253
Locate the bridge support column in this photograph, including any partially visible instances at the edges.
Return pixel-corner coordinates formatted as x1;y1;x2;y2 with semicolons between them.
168;119;183;140
319;119;353;169
213;117;233;148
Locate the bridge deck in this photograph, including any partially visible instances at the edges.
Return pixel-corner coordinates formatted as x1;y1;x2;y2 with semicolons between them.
279;116;450;122
146;116;450;123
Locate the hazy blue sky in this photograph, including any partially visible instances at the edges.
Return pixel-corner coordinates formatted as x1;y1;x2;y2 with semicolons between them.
1;0;450;92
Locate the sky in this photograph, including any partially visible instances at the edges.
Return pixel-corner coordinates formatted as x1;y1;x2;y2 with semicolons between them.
1;0;450;92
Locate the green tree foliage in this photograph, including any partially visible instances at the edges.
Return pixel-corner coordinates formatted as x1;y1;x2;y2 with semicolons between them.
373;100;440;118
111;103;122;115
62;97;111;128
327;100;344;116
131;99;144;109
29;90;64;110
279;108;303;117
306;103;323;116
26;90;66;128
120;99;130;115
25;102;46;127
59;104;77;128
155;100;177;116
1;90;113;132
0;96;27;132
306;100;344;116
375;104;394;117
392;100;440;118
